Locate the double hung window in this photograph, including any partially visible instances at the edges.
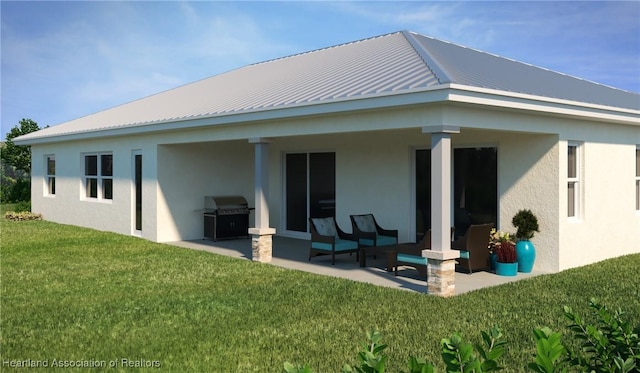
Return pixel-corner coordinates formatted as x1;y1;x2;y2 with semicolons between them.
567;142;581;218
45;155;55;196
84;153;113;200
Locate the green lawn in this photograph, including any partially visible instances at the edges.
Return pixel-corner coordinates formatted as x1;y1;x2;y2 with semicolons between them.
1;218;639;372
0;203;17;214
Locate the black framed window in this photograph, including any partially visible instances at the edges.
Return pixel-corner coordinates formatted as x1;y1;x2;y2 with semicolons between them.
83;153;113;200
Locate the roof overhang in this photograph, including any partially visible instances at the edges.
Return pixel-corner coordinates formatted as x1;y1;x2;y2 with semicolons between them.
446;84;640;126
13;86;450;145
15;84;639;146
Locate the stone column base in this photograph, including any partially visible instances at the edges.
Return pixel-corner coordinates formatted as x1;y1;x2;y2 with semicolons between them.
251;234;273;263
427;258;456;297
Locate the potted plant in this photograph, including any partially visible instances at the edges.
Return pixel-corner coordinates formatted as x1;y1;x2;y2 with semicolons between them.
488;228;512;269
494;240;518;276
511;209;540;273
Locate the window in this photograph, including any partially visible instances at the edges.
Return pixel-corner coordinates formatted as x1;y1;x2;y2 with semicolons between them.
83;153;113;200
45;155;55;195
636;146;639;211
567;142;581;218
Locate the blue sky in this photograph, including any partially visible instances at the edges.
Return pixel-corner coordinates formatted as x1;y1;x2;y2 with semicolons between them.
2;1;639;139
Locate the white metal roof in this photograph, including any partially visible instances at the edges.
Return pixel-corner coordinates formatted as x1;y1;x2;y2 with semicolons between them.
16;30;640;143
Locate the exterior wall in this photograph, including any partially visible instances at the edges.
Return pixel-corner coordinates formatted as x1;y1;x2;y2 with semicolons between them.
30;135;158;240
156;141;253;241
441;129;561;272
557;122;640;270
498;134;560;272
270;131;419;242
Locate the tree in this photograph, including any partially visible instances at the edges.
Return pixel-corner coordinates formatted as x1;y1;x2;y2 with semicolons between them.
1;118;40;175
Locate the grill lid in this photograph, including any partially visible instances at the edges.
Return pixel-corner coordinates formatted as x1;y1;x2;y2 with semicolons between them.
204;195;248;211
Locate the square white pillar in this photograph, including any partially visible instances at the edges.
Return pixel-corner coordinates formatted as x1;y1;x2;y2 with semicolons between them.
423;126;459;252
249;138;275;262
421;126;460;296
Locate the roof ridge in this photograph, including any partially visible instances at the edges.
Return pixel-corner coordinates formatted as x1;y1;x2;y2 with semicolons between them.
409;32;639;95
402;30;452;84
249;31;404;67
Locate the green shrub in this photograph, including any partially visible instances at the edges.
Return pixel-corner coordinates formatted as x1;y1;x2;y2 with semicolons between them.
14;200;31;212
562;298;638;372
4;211;42;221
3;178;31;203
528;298;640;372
285;299;638;372
285;326;505;373
512;209;540;240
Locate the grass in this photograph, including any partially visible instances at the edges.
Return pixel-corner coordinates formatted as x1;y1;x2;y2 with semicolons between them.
1;218;639;372
0;203;17;215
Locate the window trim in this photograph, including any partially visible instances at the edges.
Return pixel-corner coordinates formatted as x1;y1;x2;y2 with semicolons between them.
44;154;55;196
82;152;113;201
567;141;582;220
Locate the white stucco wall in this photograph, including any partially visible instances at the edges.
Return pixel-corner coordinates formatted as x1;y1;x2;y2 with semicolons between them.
557;123;640;270
269;131;419;242
156;140;254;241
30;135;158;239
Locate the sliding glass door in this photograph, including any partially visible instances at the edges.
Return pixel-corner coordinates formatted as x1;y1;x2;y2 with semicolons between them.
415;147;497;239
285;152;335;233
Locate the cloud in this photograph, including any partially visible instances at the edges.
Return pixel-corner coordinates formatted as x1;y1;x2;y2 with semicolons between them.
1;1;297;130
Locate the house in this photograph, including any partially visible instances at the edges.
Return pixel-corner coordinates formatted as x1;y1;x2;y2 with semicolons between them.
15;31;640;296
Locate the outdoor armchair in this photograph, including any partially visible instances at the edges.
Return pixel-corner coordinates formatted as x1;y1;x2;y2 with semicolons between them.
349;214;398;247
309;217;360;265
451;223;494;274
394;230;432;278
394;228;455;278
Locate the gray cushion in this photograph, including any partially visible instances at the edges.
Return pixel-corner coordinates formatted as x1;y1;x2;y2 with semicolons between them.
353;215;376;232
311;217;337;237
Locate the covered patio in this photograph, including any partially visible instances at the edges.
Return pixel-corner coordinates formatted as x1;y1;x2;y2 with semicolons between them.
169;236;545;294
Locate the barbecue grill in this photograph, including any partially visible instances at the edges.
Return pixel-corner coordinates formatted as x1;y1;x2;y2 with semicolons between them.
202;195;252;241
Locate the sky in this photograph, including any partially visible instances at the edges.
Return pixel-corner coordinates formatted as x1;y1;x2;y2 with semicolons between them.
1;1;639;139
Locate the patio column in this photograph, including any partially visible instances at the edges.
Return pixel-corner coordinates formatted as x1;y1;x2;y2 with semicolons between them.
249;138;276;263
421;125;460;297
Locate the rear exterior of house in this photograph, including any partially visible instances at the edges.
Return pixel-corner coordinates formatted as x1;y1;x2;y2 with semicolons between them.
18;31;640;275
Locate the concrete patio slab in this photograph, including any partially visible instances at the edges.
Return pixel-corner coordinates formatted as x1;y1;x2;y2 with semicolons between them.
168;236;545;295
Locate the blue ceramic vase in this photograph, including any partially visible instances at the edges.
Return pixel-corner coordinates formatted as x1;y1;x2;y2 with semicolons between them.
516;240;536;273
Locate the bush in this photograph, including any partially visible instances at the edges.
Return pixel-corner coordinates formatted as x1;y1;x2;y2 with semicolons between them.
284;299;638;372
14;200;31;212
512;209;540;240
4;211;42;221
8;178;31;202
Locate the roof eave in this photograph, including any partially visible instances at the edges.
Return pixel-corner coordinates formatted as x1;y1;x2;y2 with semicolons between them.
14;84;639;146
447;84;640;126
13;86;451;146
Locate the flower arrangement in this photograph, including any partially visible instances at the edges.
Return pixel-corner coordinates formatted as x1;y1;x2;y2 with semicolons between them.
495;240;517;263
488;228;513;254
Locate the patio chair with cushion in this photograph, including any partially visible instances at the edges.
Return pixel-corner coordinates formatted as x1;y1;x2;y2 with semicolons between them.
394;230;432;278
350;214;398;247
394;227;455;278
451;223;494;274
309;217;360;265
